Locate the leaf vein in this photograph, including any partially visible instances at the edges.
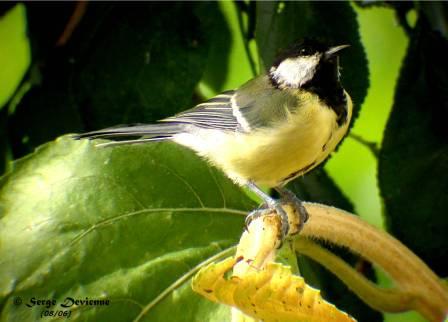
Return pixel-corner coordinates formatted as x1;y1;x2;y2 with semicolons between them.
133;246;236;322
69;207;247;247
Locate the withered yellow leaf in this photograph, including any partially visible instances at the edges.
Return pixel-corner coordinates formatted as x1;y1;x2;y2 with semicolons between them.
192;257;356;322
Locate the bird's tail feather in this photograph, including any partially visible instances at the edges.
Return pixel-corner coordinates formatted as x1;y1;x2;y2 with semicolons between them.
73;122;184;146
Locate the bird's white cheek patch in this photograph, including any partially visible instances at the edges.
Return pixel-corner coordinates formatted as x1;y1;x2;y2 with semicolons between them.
271;55;320;88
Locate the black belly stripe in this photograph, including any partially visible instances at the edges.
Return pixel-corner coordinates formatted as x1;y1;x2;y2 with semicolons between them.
281;161;316;183
322;132;333;151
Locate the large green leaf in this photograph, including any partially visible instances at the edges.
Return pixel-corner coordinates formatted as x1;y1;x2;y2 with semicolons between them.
9;3;221;158
287;169;354;212
197;3;231;94
0;136;255;321
198;2;257;98
379;17;448;277
255;2;369;122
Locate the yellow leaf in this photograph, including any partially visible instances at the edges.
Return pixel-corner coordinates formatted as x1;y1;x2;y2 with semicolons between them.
192;257;357;322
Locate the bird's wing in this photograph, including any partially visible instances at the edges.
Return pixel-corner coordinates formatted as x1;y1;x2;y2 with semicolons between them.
74;76;300;145
161;90;239;131
165;76;300;132
232;75;301;131
74;90;239;144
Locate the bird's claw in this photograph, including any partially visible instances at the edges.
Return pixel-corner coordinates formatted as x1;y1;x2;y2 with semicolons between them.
245;207;267;230
276;189;309;233
245;195;308;241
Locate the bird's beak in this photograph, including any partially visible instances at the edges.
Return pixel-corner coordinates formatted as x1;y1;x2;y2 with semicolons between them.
324;44;350;60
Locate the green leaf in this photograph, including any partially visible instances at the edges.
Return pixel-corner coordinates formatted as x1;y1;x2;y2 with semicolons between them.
10;3;219;157
255;2;310;70
255;2;369;121
197;3;231;94
0;4;30;110
379;17;448;277
198;2;258;98
0;136;255;321
287;169;354;212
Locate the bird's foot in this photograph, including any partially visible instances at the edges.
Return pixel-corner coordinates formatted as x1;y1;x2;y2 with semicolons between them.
245;195;307;240
244;182;309;241
275;188;309;235
245;202;289;240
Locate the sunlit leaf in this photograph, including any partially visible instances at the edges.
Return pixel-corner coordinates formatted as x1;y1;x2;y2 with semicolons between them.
197;3;231;94
199;2;257;98
0;4;30;110
0;136;256;321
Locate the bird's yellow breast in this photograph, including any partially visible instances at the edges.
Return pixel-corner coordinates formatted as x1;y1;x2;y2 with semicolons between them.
174;92;352;188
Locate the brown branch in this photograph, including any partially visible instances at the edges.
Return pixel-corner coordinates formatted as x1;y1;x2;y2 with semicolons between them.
56;1;88;47
294;237;414;313
299;202;448;322
205;202;447;321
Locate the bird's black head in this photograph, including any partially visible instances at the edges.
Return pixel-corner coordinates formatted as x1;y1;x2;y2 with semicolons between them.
269;38;349;90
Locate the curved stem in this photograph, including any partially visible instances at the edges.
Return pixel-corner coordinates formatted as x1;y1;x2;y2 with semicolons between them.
300;202;448;322
294;237;414;313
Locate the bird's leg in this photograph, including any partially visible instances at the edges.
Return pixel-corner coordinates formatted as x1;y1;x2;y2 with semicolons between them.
274;186;309;234
245;181;290;239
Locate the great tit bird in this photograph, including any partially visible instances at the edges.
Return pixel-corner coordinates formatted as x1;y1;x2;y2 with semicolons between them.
74;38;352;239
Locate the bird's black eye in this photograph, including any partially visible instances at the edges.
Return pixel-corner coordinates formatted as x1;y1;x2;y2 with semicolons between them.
299;47;311;56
